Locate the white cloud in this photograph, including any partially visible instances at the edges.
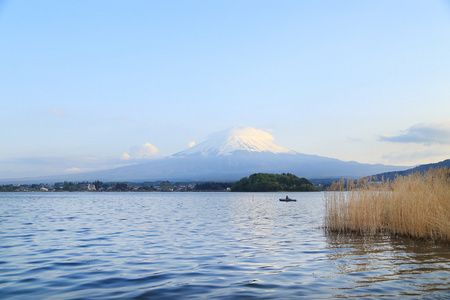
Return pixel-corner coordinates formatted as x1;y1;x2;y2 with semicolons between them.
121;143;159;160
379;121;450;145
132;142;159;158
121;153;131;160
188;141;196;148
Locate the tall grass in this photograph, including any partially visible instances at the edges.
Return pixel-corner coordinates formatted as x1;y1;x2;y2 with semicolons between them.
325;167;450;241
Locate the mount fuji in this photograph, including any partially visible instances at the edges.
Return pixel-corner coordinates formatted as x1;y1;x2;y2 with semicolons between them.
5;126;409;183
172;127;295;157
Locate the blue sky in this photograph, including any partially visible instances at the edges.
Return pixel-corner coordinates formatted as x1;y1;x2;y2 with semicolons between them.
1;0;450;179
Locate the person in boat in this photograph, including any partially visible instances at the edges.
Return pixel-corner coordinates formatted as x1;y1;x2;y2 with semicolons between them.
285;195;290;200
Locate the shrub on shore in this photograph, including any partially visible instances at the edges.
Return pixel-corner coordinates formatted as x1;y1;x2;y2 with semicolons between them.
324;167;450;241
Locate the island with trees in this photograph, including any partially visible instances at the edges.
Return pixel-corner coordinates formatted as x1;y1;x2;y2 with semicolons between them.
231;173;316;192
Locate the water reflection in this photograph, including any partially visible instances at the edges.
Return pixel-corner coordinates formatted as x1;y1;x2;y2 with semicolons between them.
325;232;450;297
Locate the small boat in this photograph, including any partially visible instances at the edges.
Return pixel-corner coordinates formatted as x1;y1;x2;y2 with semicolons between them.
279;198;297;202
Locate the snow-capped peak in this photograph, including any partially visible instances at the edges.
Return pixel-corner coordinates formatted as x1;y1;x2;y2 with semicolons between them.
172;126;294;157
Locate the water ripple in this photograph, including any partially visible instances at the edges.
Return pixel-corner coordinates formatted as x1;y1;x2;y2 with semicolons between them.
0;192;448;299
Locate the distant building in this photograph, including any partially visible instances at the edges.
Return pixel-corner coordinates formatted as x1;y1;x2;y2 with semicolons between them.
80;183;96;191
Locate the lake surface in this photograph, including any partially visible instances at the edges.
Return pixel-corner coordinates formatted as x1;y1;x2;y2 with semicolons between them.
1;192;449;299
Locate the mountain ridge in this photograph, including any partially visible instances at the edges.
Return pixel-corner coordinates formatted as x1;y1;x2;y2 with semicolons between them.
0;126;411;184
372;159;450;181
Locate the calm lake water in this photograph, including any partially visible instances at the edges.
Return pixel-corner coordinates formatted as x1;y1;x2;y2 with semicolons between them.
1;192;449;299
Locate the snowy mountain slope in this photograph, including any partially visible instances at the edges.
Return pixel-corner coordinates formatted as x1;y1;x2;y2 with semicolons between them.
172;126;294;157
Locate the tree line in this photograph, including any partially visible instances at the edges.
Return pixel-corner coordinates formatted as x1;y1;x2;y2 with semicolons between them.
1;173;318;192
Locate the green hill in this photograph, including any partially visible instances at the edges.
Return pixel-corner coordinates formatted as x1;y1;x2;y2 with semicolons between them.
231;173;315;192
373;159;450;181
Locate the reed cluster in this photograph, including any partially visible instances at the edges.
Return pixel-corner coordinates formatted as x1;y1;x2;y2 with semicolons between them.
324;168;450;241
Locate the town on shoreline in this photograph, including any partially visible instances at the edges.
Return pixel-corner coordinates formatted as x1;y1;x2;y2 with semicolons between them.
0;181;225;192
0;173;324;192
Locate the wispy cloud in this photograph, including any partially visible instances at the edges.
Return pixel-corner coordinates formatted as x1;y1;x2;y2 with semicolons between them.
64;167;97;173
381;149;446;163
0;155;122;179
379;121;450;145
51;108;69;117
64;167;82;173
347;137;363;143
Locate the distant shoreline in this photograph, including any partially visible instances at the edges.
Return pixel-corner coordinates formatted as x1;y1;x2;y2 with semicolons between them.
0;173;328;193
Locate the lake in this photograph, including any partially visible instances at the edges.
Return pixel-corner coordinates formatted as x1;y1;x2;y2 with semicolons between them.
0;192;449;299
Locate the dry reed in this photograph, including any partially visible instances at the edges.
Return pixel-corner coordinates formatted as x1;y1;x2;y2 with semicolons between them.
324;167;450;241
